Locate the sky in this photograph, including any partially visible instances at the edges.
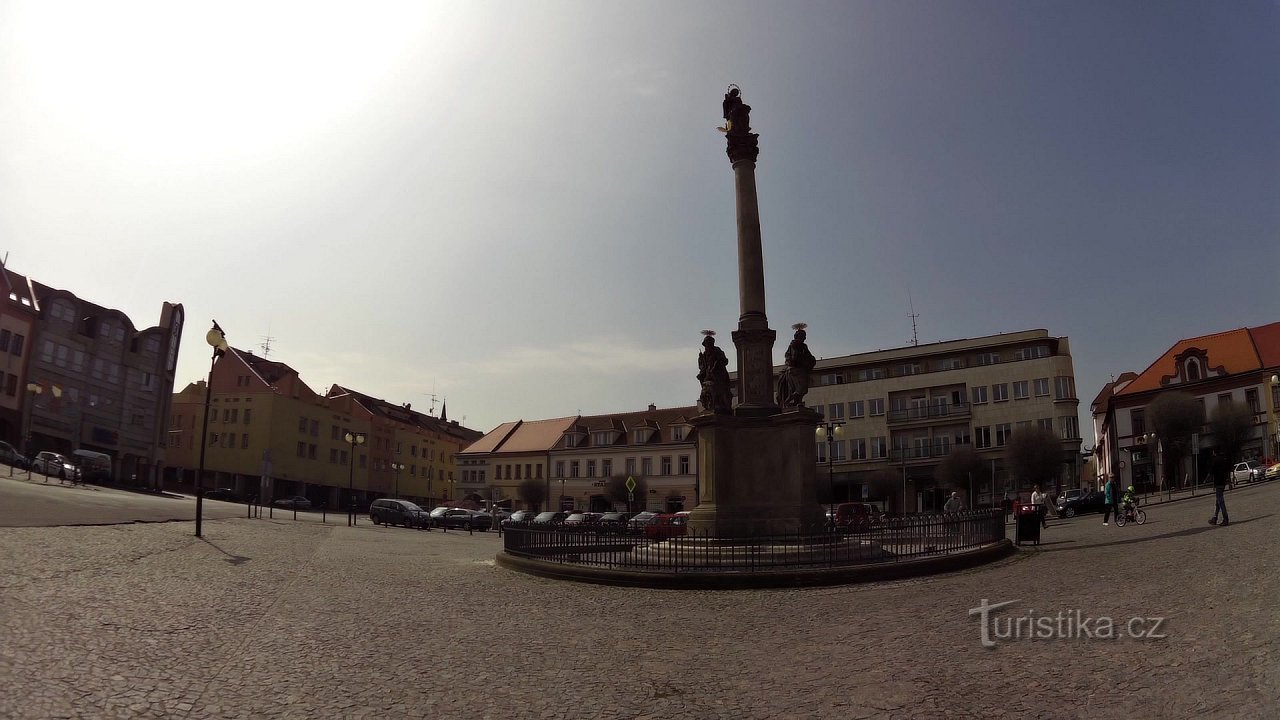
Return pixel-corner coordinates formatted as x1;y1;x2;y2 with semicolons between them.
2;1;1277;443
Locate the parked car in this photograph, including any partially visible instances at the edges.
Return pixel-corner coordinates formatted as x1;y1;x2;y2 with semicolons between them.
502;510;538;527
435;508;492;531
596;512;633;533
1266;462;1280;481
1055;488;1087;508
626;511;660;534
31;451;78;481
531;511;568;527
562;512;602;531
831;502;878;532
273;495;312;510
204;487;241;502
1231;461;1263;485
644;513;688;540
71;449;113;483
0;441;29;469
1055;490;1108;518
369;499;430;528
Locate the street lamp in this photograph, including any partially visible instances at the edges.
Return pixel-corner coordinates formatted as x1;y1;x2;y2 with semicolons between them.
390;462;404;499
344;431;366;526
816;420;844;530
20;382;45;478
195;321;229;538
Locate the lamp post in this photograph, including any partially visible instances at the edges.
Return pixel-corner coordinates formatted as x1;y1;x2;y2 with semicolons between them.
20;382;44;478
195;321;229;538
815;420;844;530
390;462;404;499
344;431;366;526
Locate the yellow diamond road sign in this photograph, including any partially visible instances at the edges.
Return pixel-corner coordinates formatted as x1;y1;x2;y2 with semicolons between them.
625;475;637;493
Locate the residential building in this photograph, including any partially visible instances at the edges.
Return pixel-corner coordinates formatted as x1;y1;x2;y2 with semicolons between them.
1091;322;1280;493
460;404;700;513
26;276;183;488
799;329;1082;512
167;347;479;509
0;264;39;447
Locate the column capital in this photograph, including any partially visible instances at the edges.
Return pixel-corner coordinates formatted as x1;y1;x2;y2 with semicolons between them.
726;133;759;165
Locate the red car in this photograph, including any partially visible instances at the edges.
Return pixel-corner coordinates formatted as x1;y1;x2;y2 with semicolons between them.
644;513;688;539
832;502;878;532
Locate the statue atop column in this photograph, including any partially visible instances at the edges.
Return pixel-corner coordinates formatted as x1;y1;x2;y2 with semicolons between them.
775;324;816;408
718;84;759;164
697;331;733;414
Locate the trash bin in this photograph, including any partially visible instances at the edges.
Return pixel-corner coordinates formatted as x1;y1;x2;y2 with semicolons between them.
1015;503;1041;545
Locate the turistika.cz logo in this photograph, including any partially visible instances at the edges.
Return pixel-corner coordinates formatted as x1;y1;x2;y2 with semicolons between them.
969;599;1168;648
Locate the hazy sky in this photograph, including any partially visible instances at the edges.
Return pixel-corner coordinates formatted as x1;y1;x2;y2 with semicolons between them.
3;1;1277;442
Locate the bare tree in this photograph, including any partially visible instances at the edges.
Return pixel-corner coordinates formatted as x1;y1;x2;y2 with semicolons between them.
1006;426;1064;490
1209;401;1255;465
517;478;546;512
1148;392;1205;486
935;445;990;493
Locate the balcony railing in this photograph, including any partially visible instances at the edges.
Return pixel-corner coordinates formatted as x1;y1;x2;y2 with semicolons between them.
890;444;954;462
887;403;971;424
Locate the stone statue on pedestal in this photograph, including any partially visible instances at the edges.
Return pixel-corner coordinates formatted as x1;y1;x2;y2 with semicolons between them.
697;333;732;414
775;326;816;408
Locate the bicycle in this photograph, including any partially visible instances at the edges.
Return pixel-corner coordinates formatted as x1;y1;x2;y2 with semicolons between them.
1114;504;1146;527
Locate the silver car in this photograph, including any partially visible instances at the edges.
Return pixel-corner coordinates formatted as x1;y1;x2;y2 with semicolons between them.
32;451;78;481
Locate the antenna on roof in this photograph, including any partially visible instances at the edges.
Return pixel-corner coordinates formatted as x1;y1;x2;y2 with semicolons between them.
907;289;920;347
260;322;275;356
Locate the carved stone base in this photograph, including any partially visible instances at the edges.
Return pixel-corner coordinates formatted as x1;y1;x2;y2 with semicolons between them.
731;325;777;415
686;408;825;537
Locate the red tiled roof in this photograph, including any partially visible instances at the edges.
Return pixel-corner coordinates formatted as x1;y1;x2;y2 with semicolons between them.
1116;326;1266;396
1247;321;1280;370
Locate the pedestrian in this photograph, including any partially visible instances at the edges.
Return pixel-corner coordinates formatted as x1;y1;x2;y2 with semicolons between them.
1002;490;1010;522
1210;453;1230;526
1030;485;1048;528
943;491;963;513
1103;475;1118;526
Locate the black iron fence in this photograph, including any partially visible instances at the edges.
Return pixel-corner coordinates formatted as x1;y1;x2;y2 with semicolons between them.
502;509;1005;573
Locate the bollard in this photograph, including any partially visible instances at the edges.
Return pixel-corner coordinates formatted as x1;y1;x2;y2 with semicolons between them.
293;506;297;521
322;506;326;523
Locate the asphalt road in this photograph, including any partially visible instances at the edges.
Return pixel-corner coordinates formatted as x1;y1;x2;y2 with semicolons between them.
0;469;265;527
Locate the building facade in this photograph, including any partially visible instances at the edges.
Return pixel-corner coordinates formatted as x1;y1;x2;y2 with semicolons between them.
1091;322;1280;493
25;277;183;488
0;264;39;448
459;405;700;513
799;329;1083;512
167;348;479;509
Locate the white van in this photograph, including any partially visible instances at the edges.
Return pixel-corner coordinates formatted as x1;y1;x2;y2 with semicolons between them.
71;449;113;483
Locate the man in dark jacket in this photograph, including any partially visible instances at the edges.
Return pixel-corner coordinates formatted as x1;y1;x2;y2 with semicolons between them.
1209;452;1230;526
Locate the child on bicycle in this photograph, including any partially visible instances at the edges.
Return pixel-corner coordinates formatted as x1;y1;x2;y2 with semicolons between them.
1121;485;1139;521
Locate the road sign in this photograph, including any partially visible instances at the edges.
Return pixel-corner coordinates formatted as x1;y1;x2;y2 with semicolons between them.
625;475;637;493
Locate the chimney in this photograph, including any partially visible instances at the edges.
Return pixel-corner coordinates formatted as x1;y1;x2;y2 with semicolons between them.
648;403;657;412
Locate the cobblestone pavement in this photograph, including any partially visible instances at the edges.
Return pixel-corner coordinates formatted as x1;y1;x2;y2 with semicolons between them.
2;483;1277;719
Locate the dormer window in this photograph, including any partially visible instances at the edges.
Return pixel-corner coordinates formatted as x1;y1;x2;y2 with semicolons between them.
1185;358;1201;381
562;433;578;449
592;431;613;447
672;425;686;442
633;428;652;444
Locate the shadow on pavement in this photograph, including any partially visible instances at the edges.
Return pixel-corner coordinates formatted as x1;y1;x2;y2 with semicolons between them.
201;538;252;565
1034;514;1273;553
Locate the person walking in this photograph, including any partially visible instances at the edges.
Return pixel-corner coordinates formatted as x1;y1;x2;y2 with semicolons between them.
1030;485;1048;528
1210;453;1230;526
1103;475;1118;526
943;491;963;513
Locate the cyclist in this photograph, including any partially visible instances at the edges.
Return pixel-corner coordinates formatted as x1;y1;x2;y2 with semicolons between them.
1121;485;1139;522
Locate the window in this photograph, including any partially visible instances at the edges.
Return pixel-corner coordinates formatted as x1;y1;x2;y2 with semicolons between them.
1059;416;1080;439
299;416;308;433
331;425;340;440
525;463;532;479
678;455;689;474
1217;393;1232;407
898;363;921;376
672;425;685;441
815;441;827;463
536;464;542;479
1185;358;1201;381
992;384;1009;402
308;444;316;459
869;399;885;416
562;434;576;449
40;340;54;363
1130;409;1145;436
296;441;305;457
953;428;971;445
1054;377;1075;400
1033;378;1050;397
831;440;846;462
593;431;612;446
1038;418;1054;431
602;459;613;477
228;409;238;423
0;330;8;350
858;368;885;381
660;457;672;475
941;358;965;371
641;457;652;476
555;461;565;478
625;458;636;475
849;438;867;460
1013;381;1029;400
569;461;580;478
244;409;252;425
821;373;845;385
72;350;85;372
849;400;864;418
828;403;845;421
330;448;338;463
633;429;651;444
1246;389;1260;414
995;423;1012;446
10;334;22;357
974;426;992;449
976;353;1000;366
870;437;887;459
310;419;319;437
971;386;988;405
514;464;521;479
586;460;596;478
241;433;249;449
